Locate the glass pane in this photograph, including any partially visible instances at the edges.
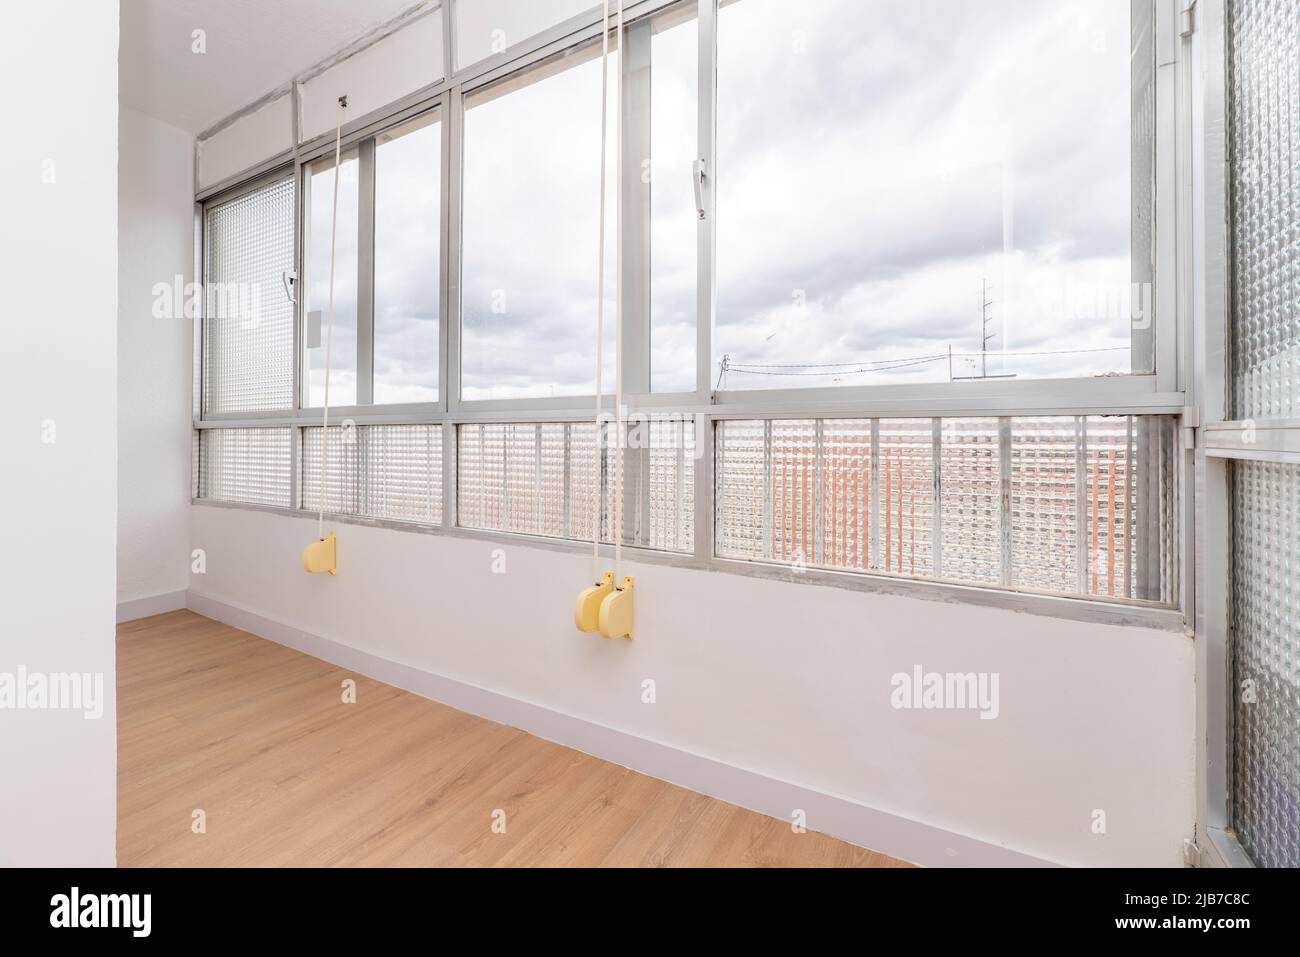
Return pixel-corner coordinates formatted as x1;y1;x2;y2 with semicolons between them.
305;148;360;407
462;47;618;399
202;176;295;414
650;12;698;392
715;0;1141;390
374;113;441;404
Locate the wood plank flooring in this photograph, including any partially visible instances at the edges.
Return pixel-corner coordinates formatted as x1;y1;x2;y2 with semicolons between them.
117;610;907;867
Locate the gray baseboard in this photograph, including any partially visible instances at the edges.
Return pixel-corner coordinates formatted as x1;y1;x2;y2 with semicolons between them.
186;589;1054;868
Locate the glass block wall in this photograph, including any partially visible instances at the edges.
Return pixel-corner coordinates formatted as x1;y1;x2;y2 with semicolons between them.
457;419;694;553
197;428;293;508
715;415;1176;603
1228;0;1300;867
1230;0;1300;420
1230;461;1300;868
301;424;443;525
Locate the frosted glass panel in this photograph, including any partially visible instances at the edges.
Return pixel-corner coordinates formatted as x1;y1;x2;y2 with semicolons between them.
1231;460;1300;868
1230;0;1300;419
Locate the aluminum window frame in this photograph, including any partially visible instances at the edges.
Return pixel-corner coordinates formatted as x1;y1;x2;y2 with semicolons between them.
193;0;1190;634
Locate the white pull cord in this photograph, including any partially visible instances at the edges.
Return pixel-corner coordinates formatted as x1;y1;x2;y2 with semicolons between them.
612;0;625;581
591;0;611;582
318;102;345;540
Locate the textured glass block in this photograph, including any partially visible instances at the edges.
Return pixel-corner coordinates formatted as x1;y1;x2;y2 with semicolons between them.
1083;415;1138;599
1010;417;1079;594
715;420;767;561
768;420;817;565
1231;460;1300;868
197;428;292;507
643;418;695;553
567;422;602;544
874;419;934;578
820;420;872;572
301;424;442;525
456;420;691;553
1230;0;1300;419
940;418;1001;585
300;425;362;516
713;415;1174;602
202;176;295;415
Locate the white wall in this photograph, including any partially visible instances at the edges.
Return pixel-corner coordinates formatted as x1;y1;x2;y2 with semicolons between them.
190;504;1195;866
0;1;119;866
118;108;194;612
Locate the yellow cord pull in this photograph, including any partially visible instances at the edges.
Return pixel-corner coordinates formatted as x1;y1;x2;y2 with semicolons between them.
598;576;633;640
575;571;614;632
302;531;337;575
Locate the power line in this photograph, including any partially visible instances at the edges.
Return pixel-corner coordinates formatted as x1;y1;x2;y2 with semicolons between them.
725;344;1129;376
725;356;950;377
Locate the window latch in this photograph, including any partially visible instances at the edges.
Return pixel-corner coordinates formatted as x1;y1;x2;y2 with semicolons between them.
692;158;708;221
1181;406;1200;450
281;270;297;305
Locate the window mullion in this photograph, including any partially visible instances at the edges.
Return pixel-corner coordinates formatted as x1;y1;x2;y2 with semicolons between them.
442;89;463;526
356;137;376;406
931;418;942;579
999;416;1012;587
695;0;717;403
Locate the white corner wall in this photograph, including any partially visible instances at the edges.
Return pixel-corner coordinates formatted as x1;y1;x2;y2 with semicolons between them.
190;504;1195;867
0;0;119;866
118;107;194;618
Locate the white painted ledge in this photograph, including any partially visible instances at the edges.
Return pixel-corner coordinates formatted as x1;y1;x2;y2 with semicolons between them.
184;589;1056;868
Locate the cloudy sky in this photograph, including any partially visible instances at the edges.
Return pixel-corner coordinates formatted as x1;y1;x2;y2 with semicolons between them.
306;0;1140;404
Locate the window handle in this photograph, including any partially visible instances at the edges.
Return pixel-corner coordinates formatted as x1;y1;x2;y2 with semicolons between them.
692;158;708;221
282;269;297;305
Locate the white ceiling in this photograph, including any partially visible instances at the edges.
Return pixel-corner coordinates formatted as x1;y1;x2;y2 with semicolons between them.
120;0;420;134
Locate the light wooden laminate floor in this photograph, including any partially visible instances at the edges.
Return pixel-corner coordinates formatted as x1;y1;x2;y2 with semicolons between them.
117;610;907;868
